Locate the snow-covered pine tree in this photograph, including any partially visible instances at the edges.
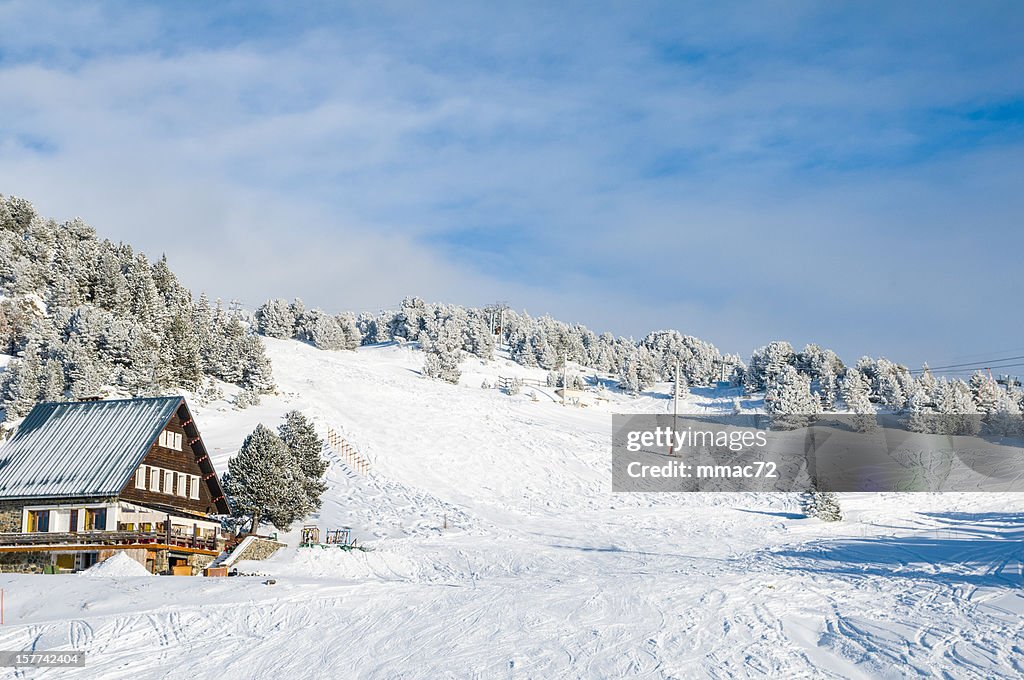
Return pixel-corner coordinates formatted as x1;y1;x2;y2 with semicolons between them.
530;331;558;370
125;253;163;330
969;371;1002;416
918;363;938;398
745;341;796;393
223;424;306;533
157;309;202;391
288;298;306;338
239;335;274;393
801;488;843;521
391;296;428;342
335;313;362;351
983;390;1023;438
936;379;980;435
463;309;496;360
301;309;346;350
617;348;655;395
881;360;910;411
905;382;937;434
840;368;876;432
766;365;819;429
0;343;42;417
510;332;538;367
254;299;296;339
277;411;329;515
39;357;66;402
421;314;464;384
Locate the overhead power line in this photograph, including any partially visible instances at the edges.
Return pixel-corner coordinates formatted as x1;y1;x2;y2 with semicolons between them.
910;354;1024;374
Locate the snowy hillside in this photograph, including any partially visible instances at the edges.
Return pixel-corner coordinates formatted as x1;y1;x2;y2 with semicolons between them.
0;339;1021;679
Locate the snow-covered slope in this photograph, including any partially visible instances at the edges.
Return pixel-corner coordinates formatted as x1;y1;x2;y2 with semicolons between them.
0;339;1020;679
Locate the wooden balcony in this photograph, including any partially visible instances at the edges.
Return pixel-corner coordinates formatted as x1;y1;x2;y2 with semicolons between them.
0;530;224;555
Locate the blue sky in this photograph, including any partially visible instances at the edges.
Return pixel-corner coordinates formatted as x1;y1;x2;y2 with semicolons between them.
0;1;1022;367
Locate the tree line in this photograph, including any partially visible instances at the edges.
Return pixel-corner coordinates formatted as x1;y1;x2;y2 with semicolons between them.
0;195;274;420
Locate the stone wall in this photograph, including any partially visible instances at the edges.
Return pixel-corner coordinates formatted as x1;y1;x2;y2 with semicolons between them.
235;537;286;562
0;500;24;532
0;551;48;573
187;552;216;573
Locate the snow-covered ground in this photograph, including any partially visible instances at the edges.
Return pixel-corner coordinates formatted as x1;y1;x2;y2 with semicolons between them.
0;339;1020;679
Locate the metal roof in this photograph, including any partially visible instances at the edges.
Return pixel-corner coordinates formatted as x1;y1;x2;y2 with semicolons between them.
0;397;183;499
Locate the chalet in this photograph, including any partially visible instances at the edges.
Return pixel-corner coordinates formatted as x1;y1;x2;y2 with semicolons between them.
0;396;231;574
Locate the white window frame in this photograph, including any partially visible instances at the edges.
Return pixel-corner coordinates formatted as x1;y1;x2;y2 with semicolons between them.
158;431;183;451
190;475;201;500
135;465;147;489
164;470;174;495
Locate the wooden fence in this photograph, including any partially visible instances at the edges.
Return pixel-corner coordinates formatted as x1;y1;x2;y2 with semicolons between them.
325;426;371;475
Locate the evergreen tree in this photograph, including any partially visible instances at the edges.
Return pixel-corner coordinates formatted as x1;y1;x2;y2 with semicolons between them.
255;299;296;339
422;315;464;384
303;310;346;350
841;369;876;432
39;357;66;402
802;489;843;521
335;313;362;351
223;424;306;533
158;309;202;391
905;383;937;434
277;411;329;515
969;371;1002;415
767;365;819;429
873;358;910;412
617;348;655;394
984;391;1023;438
936;379;980;435
239;336;275;393
745;341;796;393
918;363;938;398
1;345;42;417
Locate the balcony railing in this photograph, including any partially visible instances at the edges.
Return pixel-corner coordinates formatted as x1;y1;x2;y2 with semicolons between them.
0;530;223;552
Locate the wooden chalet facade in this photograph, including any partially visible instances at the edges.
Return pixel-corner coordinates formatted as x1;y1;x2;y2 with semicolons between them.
0;397;231;574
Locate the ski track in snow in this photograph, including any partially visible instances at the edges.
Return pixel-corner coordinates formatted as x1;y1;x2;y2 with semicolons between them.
0;339;1020;679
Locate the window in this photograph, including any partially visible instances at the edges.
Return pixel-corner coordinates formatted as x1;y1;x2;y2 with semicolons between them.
136;465;148;489
159;430;183;451
69;509;78;533
84;508;107;531
164;470;174;494
27;510;50;532
176;473;187;497
190;475;201;500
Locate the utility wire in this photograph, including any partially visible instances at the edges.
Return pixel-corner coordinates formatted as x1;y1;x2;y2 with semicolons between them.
910;355;1024;373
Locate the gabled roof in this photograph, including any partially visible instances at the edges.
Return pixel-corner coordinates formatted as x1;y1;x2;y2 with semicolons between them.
0;396;183;499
